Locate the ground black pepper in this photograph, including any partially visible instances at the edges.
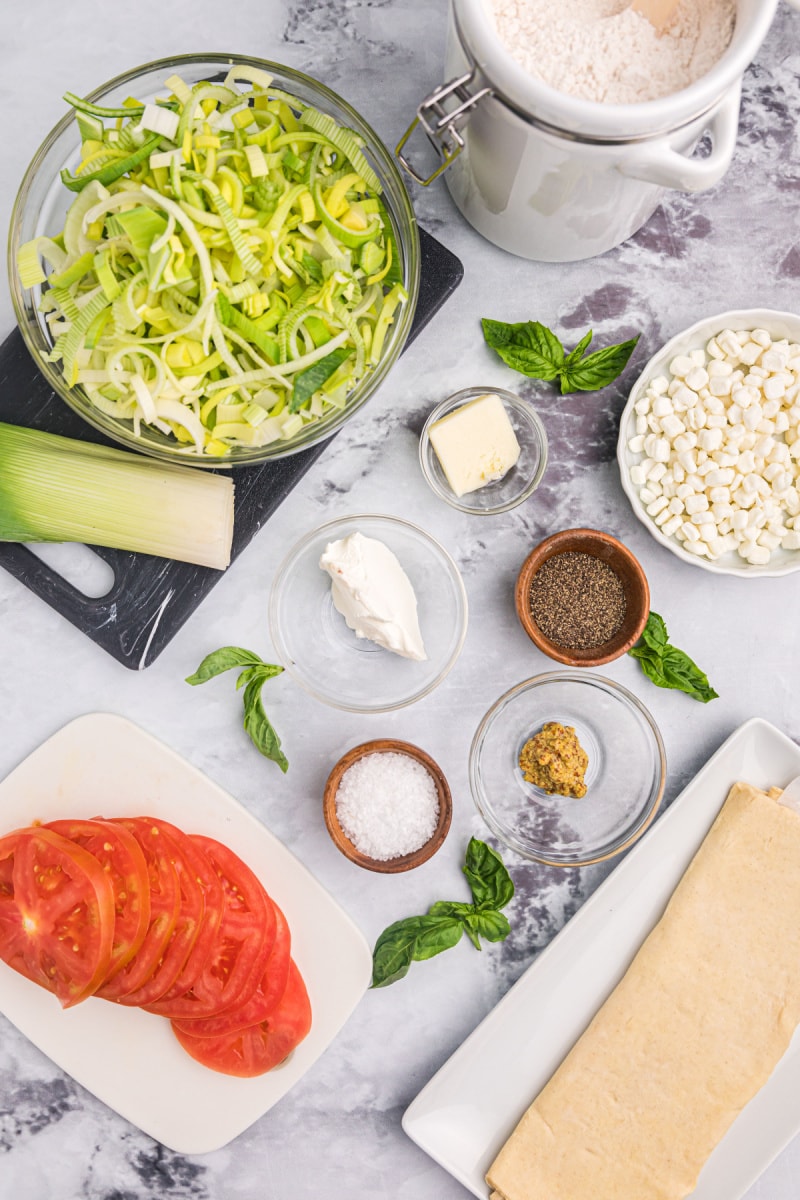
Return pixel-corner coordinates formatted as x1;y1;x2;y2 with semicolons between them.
529;551;626;650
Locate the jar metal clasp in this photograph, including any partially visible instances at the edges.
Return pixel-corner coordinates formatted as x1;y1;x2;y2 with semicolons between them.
396;70;492;186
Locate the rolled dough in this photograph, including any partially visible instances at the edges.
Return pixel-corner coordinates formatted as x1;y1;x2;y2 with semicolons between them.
487;781;800;1200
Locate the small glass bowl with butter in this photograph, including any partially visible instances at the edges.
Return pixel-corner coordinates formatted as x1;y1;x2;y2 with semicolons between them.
419;386;548;515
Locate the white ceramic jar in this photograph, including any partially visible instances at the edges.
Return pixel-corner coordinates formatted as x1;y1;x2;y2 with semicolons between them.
398;0;799;262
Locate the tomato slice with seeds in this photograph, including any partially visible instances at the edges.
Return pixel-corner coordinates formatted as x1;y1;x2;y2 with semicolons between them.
97;817;181;1001
116;819;214;1006
171;958;311;1077
45;818;151;982
146;834;274;1019
0;827;115;1007
131;818;223;1003
172;900;291;1038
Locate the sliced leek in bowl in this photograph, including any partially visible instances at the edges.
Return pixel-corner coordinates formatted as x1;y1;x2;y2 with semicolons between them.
9;54;420;466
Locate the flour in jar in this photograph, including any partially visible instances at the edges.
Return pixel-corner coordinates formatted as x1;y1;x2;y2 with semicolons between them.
484;0;736;104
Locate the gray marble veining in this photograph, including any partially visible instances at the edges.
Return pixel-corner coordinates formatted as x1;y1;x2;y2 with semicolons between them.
0;1;799;1197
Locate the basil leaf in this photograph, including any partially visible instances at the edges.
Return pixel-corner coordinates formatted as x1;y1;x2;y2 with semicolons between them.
559;335;639;393
462;922;482;951
242;678;289;772
235;663;284;690
370;841;515;987
428;900;473;919
371;920;419;988
186;646;266;685
186;647;288;770
290;346;352;412
482;317;638;394
639;611;668;652
371;915;463;988
629;645;672;690
629;612;718;703
428;900;481;948
660;646;719;703
564;329;593;366
466;909;511;943
481;317;564;381
413;915;465;960
463;838;515;911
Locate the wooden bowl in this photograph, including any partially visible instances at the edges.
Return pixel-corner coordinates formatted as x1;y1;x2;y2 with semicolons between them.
514;528;650;667
323;739;452;873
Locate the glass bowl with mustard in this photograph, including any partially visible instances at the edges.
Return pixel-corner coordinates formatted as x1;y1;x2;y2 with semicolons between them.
469;672;666;866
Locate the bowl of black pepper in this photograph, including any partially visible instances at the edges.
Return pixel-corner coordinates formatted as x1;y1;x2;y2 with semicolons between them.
515;528;650;666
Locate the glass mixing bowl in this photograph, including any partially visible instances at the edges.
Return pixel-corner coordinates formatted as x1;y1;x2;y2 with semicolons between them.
8;53;420;467
470;672;666;866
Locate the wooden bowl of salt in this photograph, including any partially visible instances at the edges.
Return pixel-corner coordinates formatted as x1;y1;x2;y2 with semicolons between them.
323;739;452;873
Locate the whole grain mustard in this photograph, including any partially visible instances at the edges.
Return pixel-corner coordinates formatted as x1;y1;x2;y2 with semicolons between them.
519;722;588;798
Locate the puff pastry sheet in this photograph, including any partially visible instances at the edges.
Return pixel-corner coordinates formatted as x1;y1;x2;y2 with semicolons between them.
486;782;800;1200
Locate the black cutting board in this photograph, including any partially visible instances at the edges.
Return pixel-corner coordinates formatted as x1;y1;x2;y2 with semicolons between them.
0;226;463;669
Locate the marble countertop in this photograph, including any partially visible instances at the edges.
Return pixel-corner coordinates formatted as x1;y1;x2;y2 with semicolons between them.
1;2;799;1197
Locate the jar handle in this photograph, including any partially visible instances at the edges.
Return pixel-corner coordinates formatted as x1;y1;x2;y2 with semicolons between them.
618;84;741;193
396;71;492;186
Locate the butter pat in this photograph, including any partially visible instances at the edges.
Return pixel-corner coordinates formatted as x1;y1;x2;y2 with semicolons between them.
319;531;427;661
429;393;521;497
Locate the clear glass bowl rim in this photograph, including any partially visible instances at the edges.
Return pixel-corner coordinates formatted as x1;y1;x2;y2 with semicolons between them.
469;670;667;866
8;52;421;468
268;512;469;712
418;385;548;514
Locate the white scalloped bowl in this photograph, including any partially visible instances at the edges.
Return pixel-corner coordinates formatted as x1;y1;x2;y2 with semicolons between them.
617;308;800;578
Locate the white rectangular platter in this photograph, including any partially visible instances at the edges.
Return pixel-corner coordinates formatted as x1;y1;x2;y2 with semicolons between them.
0;713;372;1155
403;716;800;1199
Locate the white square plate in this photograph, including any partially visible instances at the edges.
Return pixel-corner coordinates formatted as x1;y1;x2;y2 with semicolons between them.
403;717;800;1199
0;713;372;1154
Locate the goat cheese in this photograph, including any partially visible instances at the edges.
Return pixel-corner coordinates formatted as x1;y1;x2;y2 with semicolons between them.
319;531;427;661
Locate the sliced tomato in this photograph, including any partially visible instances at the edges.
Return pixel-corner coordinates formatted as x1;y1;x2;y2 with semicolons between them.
171;958;312;1077
97;817;181;1001
0;830;20;899
172;900;292;1038
133;818;223;1002
116;819;214;1006
146;834;274;1019
45;817;151;982
0;827;115;1007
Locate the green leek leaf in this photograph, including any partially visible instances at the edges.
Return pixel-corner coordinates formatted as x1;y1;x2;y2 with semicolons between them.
290;347;351;412
60;135;162;192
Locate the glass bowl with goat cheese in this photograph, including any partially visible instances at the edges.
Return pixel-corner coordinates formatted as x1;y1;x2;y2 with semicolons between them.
419;386;548;514
9;53;419;466
618;309;800;576
268;514;468;712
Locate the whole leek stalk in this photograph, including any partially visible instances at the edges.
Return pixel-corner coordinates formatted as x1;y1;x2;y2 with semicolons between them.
0;422;234;570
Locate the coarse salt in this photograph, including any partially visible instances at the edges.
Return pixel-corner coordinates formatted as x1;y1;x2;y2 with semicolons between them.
335;752;440;861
